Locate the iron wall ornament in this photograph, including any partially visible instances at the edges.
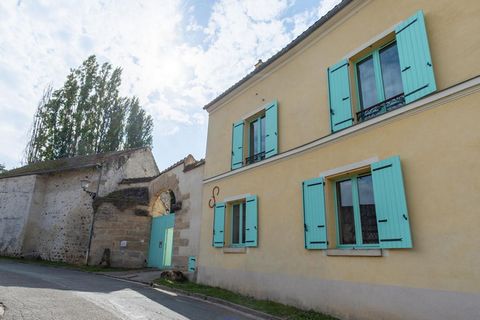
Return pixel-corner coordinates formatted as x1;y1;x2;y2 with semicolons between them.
208;186;220;208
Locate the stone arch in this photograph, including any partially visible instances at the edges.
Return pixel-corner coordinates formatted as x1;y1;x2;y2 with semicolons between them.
148;172;182;216
150;189;176;217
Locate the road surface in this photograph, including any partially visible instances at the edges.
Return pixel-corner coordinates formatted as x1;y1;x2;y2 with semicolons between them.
0;260;257;320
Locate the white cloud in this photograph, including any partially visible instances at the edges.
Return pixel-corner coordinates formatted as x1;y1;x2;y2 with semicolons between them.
0;0;342;169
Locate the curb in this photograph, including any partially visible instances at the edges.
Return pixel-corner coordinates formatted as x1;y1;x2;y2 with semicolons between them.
96;273;283;320
151;283;284;320
95;273;152;285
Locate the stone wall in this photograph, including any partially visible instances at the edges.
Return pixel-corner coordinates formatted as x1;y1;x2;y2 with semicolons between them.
0;148;159;266
22;169;97;264
0;175;37;256
89;202;150;268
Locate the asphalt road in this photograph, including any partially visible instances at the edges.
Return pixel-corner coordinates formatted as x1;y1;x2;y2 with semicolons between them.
0;260;256;320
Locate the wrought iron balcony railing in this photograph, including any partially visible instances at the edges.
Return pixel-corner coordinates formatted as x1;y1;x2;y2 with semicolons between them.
356;93;405;122
245;151;265;165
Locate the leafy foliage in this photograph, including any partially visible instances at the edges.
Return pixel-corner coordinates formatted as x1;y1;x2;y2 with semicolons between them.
0;163;6;173
25;55;153;164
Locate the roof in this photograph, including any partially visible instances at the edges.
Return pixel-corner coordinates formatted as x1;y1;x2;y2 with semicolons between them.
203;0;353;110
120;154;205;185
0;147;149;180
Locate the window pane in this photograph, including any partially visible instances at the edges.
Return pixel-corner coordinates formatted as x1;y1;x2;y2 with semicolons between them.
357;56;378;108
250;119;260;156
379;42;403;99
337;180;356;245
241;202;246;244
357;175;379;244
232;204;240;244
260;116;266;153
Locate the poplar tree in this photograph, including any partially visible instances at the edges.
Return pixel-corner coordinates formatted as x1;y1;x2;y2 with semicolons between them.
125;97;153;149
24;55;153;164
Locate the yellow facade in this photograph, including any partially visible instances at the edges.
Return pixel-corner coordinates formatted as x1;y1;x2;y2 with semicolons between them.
198;1;480;319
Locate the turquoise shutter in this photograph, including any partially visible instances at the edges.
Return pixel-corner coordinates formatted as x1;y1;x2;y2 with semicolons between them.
231;121;244;170
302;177;327;249
265;101;278;158
327;59;353;133
213;202;225;247
188;256;196;272
371;156;412;249
245;195;258;247
395;10;436;104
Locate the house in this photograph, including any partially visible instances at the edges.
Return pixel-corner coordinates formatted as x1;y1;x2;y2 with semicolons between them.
197;1;480;319
0;147;205;273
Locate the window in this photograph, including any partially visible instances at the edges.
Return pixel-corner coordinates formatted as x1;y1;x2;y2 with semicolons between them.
231;201;247;246
212;195;258;248
327;11;436;132
231;101;278;170
355;41;405;122
335;174;379;247
247;114;266;165
302;156;412;250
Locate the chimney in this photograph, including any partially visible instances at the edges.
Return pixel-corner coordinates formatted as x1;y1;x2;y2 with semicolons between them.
254;59;263;69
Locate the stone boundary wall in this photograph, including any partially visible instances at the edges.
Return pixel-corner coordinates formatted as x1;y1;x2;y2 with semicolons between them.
0;175;37;256
90;202;150;268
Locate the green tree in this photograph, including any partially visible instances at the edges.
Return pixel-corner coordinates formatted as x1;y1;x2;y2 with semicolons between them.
0;163;6;173
25;55;153;163
125;97;153;149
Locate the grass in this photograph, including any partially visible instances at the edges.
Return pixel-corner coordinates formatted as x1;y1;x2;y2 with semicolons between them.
154;278;338;320
0;255;135;273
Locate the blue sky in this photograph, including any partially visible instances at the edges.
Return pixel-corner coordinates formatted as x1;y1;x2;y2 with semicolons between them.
0;0;341;171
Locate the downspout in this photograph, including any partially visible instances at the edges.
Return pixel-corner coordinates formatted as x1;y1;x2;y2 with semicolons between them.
85;163;103;265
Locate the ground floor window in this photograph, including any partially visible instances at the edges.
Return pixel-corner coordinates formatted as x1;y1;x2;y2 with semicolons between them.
231;201;246;246
213;195;258;248
335;174;379;247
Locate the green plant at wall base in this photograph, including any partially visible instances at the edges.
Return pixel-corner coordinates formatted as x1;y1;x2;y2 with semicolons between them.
154;279;338;320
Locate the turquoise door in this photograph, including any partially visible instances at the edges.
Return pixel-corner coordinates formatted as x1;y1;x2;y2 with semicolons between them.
148;214;175;268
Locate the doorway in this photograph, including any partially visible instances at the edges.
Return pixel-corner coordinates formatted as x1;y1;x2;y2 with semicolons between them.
148;213;175;269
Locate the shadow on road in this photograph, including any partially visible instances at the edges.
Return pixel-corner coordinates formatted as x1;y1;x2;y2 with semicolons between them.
0;259;251;320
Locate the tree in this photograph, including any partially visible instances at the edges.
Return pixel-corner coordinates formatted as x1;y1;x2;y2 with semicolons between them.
0;163;6;173
24;55;153;163
125;97;153;149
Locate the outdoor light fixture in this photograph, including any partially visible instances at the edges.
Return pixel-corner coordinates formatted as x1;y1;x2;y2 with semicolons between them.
80;178;97;199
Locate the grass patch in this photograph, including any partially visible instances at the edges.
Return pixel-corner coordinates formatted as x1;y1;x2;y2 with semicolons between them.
0;255;135;273
154;278;338;320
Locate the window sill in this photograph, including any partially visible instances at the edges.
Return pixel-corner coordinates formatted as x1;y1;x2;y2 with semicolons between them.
223;247;247;254
326;248;382;257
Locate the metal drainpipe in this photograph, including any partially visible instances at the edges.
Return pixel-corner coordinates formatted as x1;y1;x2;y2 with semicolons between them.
85;163;103;265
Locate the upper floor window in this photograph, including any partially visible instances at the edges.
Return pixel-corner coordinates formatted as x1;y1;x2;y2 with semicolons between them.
355;41;405;122
231;101;278;170
327;11;436;133
247;114;266;165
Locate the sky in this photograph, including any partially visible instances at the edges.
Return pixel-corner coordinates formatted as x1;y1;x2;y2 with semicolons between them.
0;0;341;171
